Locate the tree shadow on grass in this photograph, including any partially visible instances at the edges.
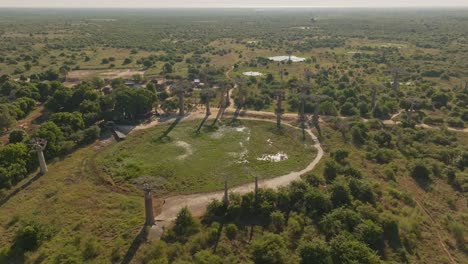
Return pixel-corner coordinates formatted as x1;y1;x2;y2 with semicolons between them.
121;225;149;264
413;176;433;191
230;105;243;124
158;117;182;140
0;172;42;207
196;115;210;134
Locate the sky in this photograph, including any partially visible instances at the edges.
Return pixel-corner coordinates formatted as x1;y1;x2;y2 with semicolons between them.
0;0;467;8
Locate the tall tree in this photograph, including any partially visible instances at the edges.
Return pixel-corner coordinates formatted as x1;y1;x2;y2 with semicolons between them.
171;80;191;116
212;81;231;125
386;66;407;91
196;88;216;133
273;82;285;130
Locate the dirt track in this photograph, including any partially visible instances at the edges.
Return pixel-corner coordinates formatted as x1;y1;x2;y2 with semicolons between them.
141;113;323;239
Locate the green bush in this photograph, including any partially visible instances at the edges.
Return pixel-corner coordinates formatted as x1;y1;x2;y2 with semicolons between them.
298;239;332;264
8;129;28;144
252;233;287;264
447;117;464;128
225;224;238;240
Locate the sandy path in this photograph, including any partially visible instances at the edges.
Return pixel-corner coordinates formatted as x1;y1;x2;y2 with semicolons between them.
149;117;323;238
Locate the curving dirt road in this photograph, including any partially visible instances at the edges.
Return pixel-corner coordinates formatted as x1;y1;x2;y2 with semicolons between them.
148;116;323;239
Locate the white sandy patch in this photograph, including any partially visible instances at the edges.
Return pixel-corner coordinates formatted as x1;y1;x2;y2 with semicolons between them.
175;141;193;160
243;71;264;76
268;55;306;62
257;152;289;162
267;139;273;146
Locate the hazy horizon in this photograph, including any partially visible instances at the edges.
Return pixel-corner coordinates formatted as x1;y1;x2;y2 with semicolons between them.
1;0;467;8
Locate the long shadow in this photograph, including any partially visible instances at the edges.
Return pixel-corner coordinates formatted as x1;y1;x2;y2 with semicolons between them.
230;105;243;124
212;223;225;253
0;172;42;207
121;225;149;264
159;117;182;139
196;115;210;134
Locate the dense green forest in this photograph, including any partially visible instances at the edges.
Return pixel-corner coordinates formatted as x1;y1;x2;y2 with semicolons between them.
0;8;467;264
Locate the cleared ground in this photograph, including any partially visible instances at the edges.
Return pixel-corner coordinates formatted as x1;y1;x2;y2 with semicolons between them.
95;119;317;194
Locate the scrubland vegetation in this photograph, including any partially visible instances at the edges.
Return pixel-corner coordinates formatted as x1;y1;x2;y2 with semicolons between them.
0;8;467;264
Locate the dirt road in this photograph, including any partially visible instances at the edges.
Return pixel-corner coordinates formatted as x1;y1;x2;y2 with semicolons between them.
148;116;323;239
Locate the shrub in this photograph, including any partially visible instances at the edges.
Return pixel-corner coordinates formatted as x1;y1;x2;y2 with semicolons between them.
298;239;332;264
330;182;352;208
225;224;238;240
252;233;287;264
9;129;28;144
411;162;431;181
447;117;464;128
333;149;349;164
330;234;381;264
423;116;444;125
270;211;285;233
304;173;324;187
323;160;339;183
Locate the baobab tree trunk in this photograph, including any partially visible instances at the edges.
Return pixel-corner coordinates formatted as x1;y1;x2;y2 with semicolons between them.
212;90;226;125
276;93;283;130
36;147;48;175
219;88;229;119
144;186;154;226
223;180;229;207
178;92;185;116
254;176;259;204
205;100;211;116
371;86;378;113
392;72;400;91
407;102;415;124
300;87;306;141
312;104;321;137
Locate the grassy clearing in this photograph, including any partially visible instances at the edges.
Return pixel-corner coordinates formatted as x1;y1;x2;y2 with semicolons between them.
0;147;144;263
96;119;316;194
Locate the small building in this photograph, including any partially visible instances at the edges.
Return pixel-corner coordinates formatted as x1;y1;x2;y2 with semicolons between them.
113;128;126;141
124;80;136;86
192;79;201;88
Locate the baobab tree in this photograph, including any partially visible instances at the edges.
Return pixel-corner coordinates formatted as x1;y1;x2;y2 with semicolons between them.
143;183;155;226
286;50;293;62
29;138;48;175
369;82;384;115
402;97;420;125
273;82;285;130
231;78;245;123
196;88;215;133
171;80;191;116
299;82;309;141
311;94;329;137
212;81;231;125
336;118;349;143
386;66;408;91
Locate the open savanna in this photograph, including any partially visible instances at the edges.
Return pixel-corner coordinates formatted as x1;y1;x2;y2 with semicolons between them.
0;146;144;263
95;119;317;194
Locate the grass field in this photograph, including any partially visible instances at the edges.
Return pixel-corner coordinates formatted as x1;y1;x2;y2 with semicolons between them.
0;147;143;263
95;119;317;194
